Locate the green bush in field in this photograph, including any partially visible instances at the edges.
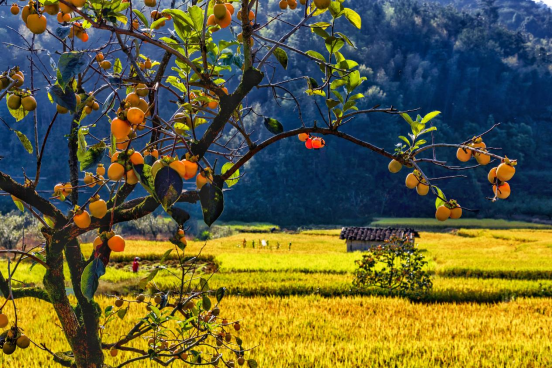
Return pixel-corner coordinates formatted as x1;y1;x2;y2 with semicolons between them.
354;236;433;298
198;230;213;241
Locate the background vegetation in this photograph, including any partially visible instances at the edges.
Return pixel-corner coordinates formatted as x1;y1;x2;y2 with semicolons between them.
0;0;550;225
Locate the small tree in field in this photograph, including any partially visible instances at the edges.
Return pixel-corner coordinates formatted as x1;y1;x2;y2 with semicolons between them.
0;0;518;366
353;236;433;299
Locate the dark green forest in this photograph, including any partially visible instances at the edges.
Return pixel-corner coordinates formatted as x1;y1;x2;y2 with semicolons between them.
0;0;551;226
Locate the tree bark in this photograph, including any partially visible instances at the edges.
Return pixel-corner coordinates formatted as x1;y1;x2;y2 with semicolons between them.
43;232;104;368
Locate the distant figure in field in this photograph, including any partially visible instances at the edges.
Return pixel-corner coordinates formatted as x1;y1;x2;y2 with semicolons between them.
132;257;140;273
243;239;247;248
289;242;292;250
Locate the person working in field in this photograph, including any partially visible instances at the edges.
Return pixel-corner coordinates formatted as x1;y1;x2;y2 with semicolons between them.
132;257;140;273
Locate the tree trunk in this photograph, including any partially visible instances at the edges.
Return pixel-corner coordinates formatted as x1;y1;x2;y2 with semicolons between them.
43;232;104;368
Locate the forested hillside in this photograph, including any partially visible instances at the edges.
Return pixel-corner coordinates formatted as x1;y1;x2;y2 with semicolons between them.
0;0;550;226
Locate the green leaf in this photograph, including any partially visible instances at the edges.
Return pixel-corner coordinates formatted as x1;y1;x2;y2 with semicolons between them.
160;249;172;264
199;183;224;227
325;99;340;109
328;1;344;18
162;9;193;42
134;164;155;195
345;70;363;93
188;5;203;31
139;268;159;289
310;26;330;39
334;52;345;63
148;305;161;318
166;76;187;93
398;136;411;146
77;126;88;158
434;186;447;209
154;166;183;210
247;359;258;368
114;13;128;24
331;90;343;103
79;141;106;171
202;295;211;311
81;258;106;300
58;52;88;90
150;17;168;30
306;50;326;63
349;93;364;101
49;84;77;111
14;131;33;154
167;206;190;228
6;95;29;122
325;37;344;54
198;278;209;292
330;79;346;90
132;9;149;28
308;77;319;89
215;287;226;303
305;89;326;97
12;196;24;212
105;305;114;317
343;8;362;29
113;58;122;75
343;100;357;112
309;21;331;29
401;113;414;126
272;47;288;70
411;122;424;136
102;92;116;114
220;162;239;187
117;307;128;319
421;111;441;124
336;32;356;49
337;59;358;70
29;251;46;271
43;216;55;228
263;117;284;135
420;126;437;135
110;133;117;156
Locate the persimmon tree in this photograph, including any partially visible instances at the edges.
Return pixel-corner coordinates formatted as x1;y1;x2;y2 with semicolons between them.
0;0;518;367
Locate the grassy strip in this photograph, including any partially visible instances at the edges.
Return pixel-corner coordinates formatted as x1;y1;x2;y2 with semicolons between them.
436;268;552;280
108;253;216;263
370;218;551;230
138;272;552;303
5;260;550;303
218;267;553;280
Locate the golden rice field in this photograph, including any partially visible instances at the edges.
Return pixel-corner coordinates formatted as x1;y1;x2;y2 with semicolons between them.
78;229;552;276
0;296;550;367
0;228;551;366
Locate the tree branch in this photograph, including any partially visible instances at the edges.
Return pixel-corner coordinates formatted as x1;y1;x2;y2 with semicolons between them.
0;250;48;268
0;170;66;223
191;68;264;158
221;126;395;181
65;190;200;237
0;271;51;302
